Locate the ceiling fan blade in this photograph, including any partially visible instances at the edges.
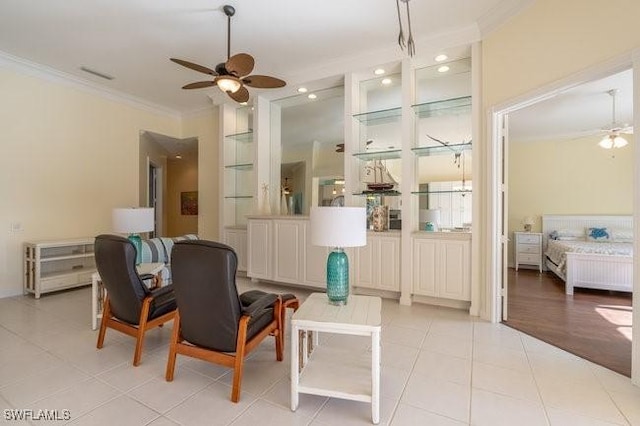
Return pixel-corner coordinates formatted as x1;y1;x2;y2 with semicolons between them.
182;81;216;89
226;53;255;77
228;85;249;103
242;75;286;89
170;58;217;76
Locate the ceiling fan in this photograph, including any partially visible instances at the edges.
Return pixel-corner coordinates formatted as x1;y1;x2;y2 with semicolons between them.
598;89;633;149
170;5;286;103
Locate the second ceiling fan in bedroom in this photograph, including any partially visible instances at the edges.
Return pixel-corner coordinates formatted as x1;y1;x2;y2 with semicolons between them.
170;5;286;103
598;89;633;149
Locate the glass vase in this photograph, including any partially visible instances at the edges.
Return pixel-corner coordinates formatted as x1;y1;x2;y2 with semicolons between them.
326;248;349;305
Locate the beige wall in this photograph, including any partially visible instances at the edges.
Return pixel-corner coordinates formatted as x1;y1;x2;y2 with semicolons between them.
181;108;219;241
0;66;180;297
507;135;633;264
166;152;198;236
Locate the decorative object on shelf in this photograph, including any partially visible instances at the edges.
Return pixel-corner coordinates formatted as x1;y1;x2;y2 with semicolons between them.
371;205;388;232
598;89;632;149
310;207;366;305
420;209;441;231
260;183;271;215
426;134;472;168
395;0;415;57
170;5;286;103
522;216;535;232
364;159;397;191
112;207;155;265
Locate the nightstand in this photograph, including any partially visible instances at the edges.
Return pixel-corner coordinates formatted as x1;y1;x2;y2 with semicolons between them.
514;232;542;272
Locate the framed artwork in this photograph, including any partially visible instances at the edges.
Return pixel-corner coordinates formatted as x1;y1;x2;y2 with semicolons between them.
181;191;198;215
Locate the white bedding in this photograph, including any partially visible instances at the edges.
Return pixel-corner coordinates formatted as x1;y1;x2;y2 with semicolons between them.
546;239;633;275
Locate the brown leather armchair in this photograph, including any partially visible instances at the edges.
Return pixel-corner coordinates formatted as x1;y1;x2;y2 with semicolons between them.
94;234;177;366
166;240;288;402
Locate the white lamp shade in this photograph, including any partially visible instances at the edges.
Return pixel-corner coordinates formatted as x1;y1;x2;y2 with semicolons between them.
310;207;366;248
523;216;536;226
112;208;155;234
419;209;441;224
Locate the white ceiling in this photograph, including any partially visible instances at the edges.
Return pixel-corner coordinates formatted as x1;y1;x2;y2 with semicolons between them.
0;0;530;114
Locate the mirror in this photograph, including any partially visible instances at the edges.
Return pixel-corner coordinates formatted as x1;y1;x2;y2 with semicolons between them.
273;86;345;215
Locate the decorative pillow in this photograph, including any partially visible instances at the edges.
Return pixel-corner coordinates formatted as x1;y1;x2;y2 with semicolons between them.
586;227;610;242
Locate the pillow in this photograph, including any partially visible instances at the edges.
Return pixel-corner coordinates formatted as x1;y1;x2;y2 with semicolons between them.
609;228;633;242
586;227;610;242
549;229;584;240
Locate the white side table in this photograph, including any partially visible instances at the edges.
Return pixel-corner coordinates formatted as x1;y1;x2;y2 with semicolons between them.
290;293;382;424
514;232;543;272
91;262;165;330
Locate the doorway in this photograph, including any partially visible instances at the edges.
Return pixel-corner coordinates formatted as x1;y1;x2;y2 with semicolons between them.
489;57;639;383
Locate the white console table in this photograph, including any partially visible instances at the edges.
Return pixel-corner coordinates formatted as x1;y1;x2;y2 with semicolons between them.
290;293;382;424
91;262;165;330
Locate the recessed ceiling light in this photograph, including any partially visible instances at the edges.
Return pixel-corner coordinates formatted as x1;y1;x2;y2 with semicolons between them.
381;78;392;85
374;68;385;75
308;93;317;99
437;65;450;73
298;87;308;93
434;54;448;62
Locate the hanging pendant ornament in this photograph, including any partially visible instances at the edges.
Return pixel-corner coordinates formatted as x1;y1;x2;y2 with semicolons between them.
397;0;416;57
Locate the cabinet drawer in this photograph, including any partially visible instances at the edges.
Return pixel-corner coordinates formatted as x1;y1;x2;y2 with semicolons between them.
518;253;540;264
41;276;74;291
517;234;541;244
518;244;540;254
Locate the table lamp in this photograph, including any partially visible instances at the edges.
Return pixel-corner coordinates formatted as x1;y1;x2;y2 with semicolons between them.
523;216;535;232
112;207;155;265
310;206;366;305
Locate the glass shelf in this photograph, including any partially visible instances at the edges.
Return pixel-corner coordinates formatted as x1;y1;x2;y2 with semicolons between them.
224;195;254;199
411;142;472;157
353;107;402;125
412;96;471;119
224;131;253;142
354;190;401;196
353;149;402;161
411;190;471;195
224;163;254;170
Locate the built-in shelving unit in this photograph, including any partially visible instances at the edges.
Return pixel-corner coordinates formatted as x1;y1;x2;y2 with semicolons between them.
353;107;402;125
411;142;471;157
352;149;402;161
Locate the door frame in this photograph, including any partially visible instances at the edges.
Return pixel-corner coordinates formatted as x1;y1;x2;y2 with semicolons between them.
146;156;163;237
486;51;639;384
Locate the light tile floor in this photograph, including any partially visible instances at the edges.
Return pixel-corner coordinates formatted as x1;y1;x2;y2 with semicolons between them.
1;278;640;425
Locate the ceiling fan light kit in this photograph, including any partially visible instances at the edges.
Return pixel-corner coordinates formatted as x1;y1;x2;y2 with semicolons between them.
598;88;631;149
170;4;286;103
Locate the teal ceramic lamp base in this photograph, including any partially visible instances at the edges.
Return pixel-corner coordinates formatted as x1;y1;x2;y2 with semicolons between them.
326;248;349;305
128;234;142;265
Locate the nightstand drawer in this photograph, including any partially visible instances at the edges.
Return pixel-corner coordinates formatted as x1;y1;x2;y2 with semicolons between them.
518;244;540;254
518;253;541;264
517;234;541;244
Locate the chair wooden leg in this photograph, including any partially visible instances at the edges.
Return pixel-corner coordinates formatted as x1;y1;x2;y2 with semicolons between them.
133;298;152;366
165;312;181;382
275;299;283;362
96;297;111;349
231;317;250;403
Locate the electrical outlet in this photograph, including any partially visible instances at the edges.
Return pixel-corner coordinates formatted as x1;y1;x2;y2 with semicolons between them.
11;222;24;232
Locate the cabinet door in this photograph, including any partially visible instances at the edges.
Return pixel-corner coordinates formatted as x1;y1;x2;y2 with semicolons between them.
378;237;400;291
355;238;376;289
247;220;271;280
273;221;303;283
439;240;471;301
224;229;247;272
302;222;328;289
413;239;438;296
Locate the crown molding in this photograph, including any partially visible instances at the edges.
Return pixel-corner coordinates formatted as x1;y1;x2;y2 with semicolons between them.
477;0;536;37
0;50;181;119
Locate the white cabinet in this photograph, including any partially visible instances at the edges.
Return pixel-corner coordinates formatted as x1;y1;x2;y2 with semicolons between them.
24;238;97;298
413;233;471;302
354;232;401;292
514;232;542;272
223;227;248;272
247;216;326;289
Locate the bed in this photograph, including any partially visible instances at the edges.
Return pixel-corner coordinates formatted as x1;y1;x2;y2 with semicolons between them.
542;215;633;295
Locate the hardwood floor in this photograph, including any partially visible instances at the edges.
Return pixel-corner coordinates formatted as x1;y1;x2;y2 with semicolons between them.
503;267;633;377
